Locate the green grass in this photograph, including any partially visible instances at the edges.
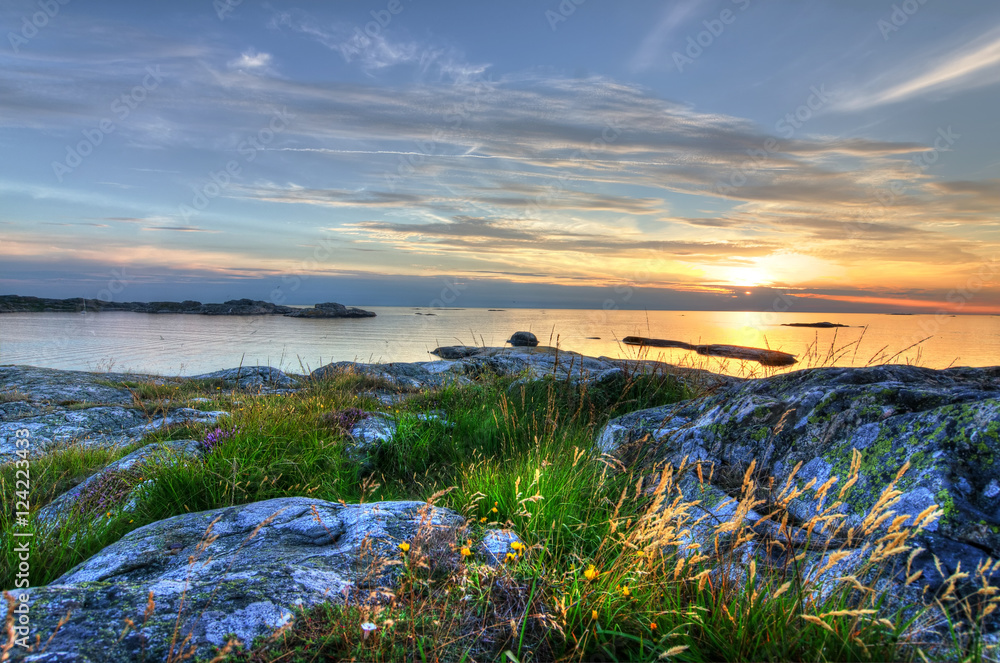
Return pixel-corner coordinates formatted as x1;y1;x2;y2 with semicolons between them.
1;365;996;662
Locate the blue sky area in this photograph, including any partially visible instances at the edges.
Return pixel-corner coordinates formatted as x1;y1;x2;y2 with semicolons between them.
2;0;999;312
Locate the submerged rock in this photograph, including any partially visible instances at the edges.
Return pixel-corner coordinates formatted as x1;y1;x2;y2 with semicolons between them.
430;346;485;360
2;497;463;662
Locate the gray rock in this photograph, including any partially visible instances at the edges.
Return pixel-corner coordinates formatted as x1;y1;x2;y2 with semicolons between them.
479;529;525;567
0;366;241;463
506;331;539;347
0;407;227;463
34;440;204;531
0;366;136;408
1;497;463;662
430;346;485;360
190;366;297;391
312;347;728;394
344;414;397;470
311;360;471;391
599;365;1000;615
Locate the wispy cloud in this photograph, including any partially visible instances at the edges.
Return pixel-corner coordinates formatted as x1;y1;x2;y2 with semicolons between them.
268;10;488;82
838;27;1000;110
628;0;701;73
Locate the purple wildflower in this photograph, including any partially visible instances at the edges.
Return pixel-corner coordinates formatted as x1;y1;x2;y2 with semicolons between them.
201;426;238;452
74;465;146;518
319;407;371;434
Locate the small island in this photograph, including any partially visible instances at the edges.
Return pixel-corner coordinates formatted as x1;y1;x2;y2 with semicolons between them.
0;295;376;318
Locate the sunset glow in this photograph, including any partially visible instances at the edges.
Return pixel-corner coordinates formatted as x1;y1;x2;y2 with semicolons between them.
1;1;998;313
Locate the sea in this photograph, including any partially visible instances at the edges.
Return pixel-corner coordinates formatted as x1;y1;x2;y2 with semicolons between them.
1;308;998;378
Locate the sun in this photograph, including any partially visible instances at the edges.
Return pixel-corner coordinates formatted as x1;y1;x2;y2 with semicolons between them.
722;266;773;288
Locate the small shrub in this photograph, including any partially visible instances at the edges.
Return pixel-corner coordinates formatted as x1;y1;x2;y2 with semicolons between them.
319;407;371;435
71;465;147;517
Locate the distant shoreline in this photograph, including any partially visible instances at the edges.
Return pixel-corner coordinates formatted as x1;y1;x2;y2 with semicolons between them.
0;295;376;318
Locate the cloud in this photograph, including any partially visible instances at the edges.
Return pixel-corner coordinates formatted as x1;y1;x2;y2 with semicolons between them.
140;226;220;233
628;0;702;73
837;27;1000;111
269;10;488;82
3;21;998;297
227;50;274;71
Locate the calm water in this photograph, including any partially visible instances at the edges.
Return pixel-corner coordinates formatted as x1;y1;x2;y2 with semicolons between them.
1;308;998;377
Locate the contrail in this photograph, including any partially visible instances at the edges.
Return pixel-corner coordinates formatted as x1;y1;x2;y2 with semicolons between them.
266;147;677;167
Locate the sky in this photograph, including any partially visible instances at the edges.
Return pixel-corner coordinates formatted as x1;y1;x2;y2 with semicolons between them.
1;0;999;313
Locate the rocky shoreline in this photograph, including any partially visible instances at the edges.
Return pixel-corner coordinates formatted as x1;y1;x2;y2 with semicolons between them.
1;349;998;660
0;295;376;318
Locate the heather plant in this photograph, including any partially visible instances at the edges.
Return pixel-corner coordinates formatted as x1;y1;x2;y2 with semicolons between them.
318;406;371;436
71;464;148;518
200;426;240;453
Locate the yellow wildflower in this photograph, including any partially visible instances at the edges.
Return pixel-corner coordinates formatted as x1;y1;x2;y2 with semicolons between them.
592;610;598;621
584;565;598;581
398;542;410;553
461;546;472;557
510;541;524;552
620;585;631;597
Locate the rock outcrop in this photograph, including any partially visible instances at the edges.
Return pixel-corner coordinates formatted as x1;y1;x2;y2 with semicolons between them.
2;497;463;662
190;366;297;392
313;346;733;394
0;367;228;463
0;404;226;464
598;365;1000;599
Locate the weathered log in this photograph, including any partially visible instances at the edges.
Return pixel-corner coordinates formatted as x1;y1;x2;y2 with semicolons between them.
622;336;797;367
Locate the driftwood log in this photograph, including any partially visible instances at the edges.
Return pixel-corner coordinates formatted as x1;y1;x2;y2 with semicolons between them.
622;336;797;367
